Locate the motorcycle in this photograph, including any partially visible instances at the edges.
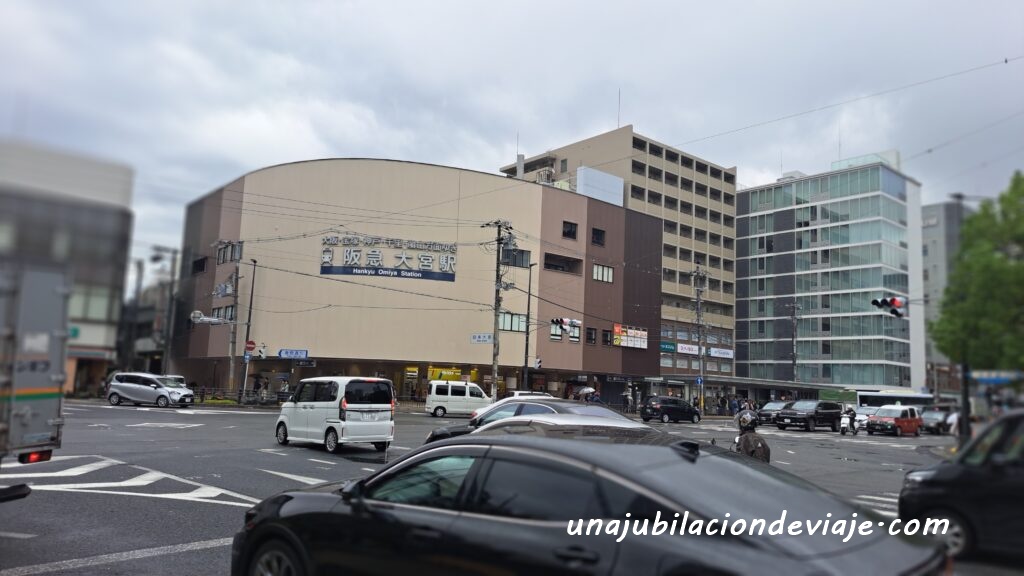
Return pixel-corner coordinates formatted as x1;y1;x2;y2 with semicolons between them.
840;413;858;436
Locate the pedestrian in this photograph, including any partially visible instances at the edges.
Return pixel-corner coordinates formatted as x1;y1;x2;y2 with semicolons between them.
729;396;739;416
199;385;207;404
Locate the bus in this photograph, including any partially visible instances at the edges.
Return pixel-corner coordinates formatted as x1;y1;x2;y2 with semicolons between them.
854;389;934;408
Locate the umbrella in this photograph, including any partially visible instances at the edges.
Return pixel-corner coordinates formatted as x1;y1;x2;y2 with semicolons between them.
577;386;596;396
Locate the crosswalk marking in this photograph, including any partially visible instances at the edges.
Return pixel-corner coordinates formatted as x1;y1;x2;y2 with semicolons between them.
258;469;325;485
850;494;899;518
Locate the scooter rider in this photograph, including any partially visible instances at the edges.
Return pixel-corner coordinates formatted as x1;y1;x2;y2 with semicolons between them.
843;405;857;433
734;409;771;463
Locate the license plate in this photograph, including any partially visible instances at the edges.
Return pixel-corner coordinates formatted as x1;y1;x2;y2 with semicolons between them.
361;412;378;422
784;418;791;423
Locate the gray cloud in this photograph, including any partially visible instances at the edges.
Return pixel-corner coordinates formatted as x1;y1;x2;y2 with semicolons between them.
1;0;1022;288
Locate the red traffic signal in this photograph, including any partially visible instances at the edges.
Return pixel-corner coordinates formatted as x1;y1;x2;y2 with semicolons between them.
871;297;904;317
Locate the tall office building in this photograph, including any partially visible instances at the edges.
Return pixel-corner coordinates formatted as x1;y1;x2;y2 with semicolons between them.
735;152;926;388
921;201;973;393
501;126;738;384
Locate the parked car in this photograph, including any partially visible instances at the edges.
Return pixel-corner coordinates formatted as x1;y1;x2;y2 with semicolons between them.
107;372;195;408
900;409;1024;557
776;400;843;431
921;410;951;435
855;405;880;430
424;398;632;444
232;428;947;576
640;395;701;424
425;380;490;417
275;377;394;453
757;400;793;425
867;405;923;437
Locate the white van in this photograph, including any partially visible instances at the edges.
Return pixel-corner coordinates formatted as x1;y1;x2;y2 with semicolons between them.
275;377;394;453
425;380;490;417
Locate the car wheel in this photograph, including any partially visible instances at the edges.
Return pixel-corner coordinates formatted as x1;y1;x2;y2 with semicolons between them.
325;429;340;453
806;418;815;432
777;425;786;430
915;426;921;437
895;426;903;437
923;509;974;558
108;393;122;406
691;414;701;424
831;418;841;432
868;429;874;435
156;396;169;408
661;413;671;424
133;402;141;406
642;417;651;422
433;407;446;418
373;442;389;452
276;424;289;446
249;539;305;576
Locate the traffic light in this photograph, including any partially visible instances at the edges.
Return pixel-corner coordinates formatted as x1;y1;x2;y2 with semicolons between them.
551;318;582;332
871;297;904;317
257;343;267;359
535;357;542;369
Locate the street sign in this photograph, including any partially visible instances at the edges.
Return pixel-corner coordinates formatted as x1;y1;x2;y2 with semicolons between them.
245;340;256;352
278;349;308;359
695;376;703;386
242;351;251;363
470;333;493;344
295;359;316;368
659;342;674;353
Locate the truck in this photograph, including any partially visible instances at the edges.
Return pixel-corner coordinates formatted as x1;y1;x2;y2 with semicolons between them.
0;266;69;503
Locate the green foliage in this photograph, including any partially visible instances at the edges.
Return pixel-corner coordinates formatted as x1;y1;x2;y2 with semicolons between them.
930;171;1024;369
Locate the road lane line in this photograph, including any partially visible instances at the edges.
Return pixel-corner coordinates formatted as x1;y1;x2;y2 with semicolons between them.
259;469;326;485
361;468;376;472
258;449;288;456
0;537;233;576
0;532;36;539
855;495;899;503
775;461;791;465
786;450;795;454
0;459;121;479
308;459;335;465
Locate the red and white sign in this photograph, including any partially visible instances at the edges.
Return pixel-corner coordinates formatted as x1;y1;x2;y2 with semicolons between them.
245;340;256;352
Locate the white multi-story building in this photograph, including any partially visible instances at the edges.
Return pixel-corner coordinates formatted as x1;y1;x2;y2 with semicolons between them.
735;152;926;389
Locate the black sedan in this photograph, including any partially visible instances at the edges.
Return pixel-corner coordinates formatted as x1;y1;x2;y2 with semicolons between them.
757;401;793;425
920;410;950;435
899;409;1023;558
424;397;632;444
233;425;947;576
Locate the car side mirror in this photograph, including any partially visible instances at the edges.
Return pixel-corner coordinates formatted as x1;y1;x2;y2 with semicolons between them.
469;417;479;427
287;395;295;403
341;479;363;502
150;384;159;389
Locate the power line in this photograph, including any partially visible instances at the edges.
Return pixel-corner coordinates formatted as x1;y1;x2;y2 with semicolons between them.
904;107;1024;163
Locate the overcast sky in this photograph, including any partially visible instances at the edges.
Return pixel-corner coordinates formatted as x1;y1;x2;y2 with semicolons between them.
2;1;1022;285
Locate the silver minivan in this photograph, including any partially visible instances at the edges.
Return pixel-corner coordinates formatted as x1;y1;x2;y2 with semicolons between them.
276;377;394;453
107;372;195;408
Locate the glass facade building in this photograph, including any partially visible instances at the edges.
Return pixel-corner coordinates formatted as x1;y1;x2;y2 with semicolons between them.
735;162;925;388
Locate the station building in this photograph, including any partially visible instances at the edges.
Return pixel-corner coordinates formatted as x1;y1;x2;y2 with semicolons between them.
173;158;662;401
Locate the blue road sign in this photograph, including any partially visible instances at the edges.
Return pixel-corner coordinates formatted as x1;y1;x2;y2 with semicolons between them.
243;351;251;363
696;376;704;386
279;349;309;360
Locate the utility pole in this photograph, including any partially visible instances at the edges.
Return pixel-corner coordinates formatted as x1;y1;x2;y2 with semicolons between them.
785;302;802;383
522;262;537;390
241;259;257;398
951;192;971;445
151;246;179;375
128;258;143;371
483;220;513;401
693;265;708;412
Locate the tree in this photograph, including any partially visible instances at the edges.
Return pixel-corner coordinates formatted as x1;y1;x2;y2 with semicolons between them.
930;171;1024;369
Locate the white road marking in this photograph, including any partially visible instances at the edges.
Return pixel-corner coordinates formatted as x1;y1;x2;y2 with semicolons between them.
883;492;899;497
125;423;203;429
361;468;376;472
871;509;898;518
786;450;795;454
775;461;791;465
135;408;151;411
0;537;233;576
0;531;36;539
61;407;88;412
0;455;94;469
258;449;287;456
87;424;110;428
390;446;412;451
855;495;899;504
258;469;326;485
0;459;121;479
32;471;166;490
308;458;335;465
222;426;237;429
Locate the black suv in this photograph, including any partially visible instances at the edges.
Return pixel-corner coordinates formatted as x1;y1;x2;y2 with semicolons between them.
776;400;842;431
641;396;701;424
757;401;793;425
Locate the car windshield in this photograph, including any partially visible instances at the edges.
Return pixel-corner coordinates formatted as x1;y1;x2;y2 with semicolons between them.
858;406;879;415
564;404;631;421
762;402;787;410
157;378;186;388
791;401;818;410
876;408;901;417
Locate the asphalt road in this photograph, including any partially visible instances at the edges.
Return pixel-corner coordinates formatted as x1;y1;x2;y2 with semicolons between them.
0;401;1017;576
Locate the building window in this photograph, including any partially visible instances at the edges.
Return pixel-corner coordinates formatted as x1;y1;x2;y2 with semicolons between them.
593;264;614;283
550;323;563;341
217;242;242;264
922;244;929;257
499;312;527;332
562;221;578;240
191;257;207;275
501;248;531;268
923;269;929;282
232;243;243;261
591;228;605;246
602;329;613;346
225;305;236;321
586;327;597;345
560;158;568;173
568;325;580;343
